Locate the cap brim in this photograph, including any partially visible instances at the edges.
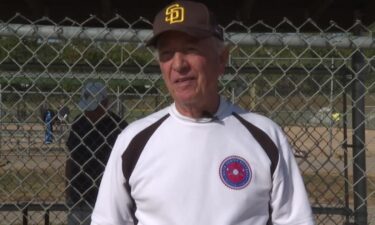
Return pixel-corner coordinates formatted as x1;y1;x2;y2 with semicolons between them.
146;27;213;47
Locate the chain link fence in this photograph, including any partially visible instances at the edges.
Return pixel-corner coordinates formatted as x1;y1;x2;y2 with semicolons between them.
0;15;375;225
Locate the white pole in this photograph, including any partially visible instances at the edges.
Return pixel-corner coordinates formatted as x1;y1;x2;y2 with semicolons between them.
1;23;375;49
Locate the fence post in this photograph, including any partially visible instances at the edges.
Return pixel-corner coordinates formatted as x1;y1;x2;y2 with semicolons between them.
44;209;50;225
22;206;28;225
341;68;351;224
351;49;368;225
0;84;2;148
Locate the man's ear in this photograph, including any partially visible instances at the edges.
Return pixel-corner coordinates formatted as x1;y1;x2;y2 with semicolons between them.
221;46;230;64
219;46;230;74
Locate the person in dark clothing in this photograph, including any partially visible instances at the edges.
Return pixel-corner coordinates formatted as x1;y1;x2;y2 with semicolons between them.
66;81;127;225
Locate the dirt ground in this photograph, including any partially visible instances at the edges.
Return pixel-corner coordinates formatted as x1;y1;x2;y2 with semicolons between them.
1;123;374;224
286;126;375;225
1;123;374;178
286;125;375;177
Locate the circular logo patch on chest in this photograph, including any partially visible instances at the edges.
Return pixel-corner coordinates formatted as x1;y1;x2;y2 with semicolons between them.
220;156;252;189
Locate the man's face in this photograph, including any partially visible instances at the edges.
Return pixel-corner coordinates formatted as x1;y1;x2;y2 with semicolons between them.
157;31;227;112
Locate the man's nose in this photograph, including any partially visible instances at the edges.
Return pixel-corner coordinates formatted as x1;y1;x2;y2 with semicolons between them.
171;52;188;73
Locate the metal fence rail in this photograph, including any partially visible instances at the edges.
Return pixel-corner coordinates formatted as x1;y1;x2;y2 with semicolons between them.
0;15;374;225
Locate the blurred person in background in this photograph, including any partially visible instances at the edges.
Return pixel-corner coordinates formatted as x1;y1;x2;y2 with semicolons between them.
66;81;127;225
40;103;56;144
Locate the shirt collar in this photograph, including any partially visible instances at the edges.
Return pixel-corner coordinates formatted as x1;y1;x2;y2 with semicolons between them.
170;96;230;123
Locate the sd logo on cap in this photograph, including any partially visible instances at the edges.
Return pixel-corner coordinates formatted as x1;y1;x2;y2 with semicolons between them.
147;1;223;47
165;4;185;24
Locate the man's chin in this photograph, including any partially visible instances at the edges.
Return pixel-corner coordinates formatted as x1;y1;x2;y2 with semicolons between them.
174;94;199;106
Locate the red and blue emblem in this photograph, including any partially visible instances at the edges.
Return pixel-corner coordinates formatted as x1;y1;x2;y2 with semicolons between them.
220;156;252;189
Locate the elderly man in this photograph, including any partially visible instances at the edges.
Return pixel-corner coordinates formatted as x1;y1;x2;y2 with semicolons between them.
91;1;315;225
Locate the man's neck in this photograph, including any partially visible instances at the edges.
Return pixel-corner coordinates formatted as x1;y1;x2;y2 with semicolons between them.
175;95;220;119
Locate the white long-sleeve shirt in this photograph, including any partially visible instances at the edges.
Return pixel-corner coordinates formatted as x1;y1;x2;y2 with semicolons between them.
91;97;315;225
